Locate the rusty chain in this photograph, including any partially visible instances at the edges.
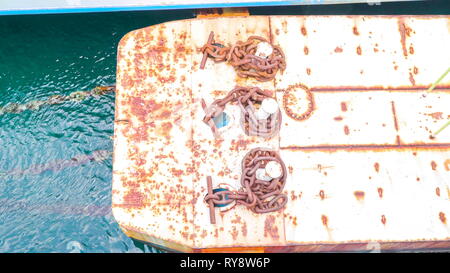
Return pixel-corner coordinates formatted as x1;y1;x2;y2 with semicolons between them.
205;148;288;224
200;31;286;82
202;86;281;138
282;84;315;121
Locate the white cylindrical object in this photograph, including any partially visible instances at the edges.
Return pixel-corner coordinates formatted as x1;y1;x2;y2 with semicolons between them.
255;98;279;120
255;161;283;181
255;42;273;58
265;161;282;179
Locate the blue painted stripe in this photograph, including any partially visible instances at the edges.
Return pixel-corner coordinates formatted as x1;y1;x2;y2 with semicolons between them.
0;1;335;16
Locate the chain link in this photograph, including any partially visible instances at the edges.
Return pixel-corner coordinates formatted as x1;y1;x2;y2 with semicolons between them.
205;148;288;224
200;31;286;82
202;86;281;139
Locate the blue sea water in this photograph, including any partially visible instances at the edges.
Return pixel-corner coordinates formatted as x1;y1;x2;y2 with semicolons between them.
0;10;193;253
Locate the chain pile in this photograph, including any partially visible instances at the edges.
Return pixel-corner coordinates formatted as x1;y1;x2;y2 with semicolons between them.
205;148;288;224
200;31;286;82
202;86;281;138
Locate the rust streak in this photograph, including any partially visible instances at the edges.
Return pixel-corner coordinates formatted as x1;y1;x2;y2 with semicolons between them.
268;17;273;44
321;215;328;227
281;143;450;152
431;161;437;170
409;72;416;86
341;102;348;112
398;19;409;58
344;125;350;135
374;162;380;173
391;101;399;131
377;187;383;198
439;212;446;224
264;215;279;240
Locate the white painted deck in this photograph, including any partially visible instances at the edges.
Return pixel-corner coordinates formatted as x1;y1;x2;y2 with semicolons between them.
112;15;450;252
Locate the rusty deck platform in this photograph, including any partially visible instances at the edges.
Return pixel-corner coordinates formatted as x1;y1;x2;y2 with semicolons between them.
112;15;450;252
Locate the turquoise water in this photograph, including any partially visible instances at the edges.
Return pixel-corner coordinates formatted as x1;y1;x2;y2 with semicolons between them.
0;10;194;253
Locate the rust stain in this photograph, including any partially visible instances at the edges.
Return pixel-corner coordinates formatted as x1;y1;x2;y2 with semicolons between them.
409;46;414;55
445;159;450;171
374;162;380;173
319;190;325;200
398;19;411;58
242;222;247;237
435;187;441;197
334;47;343;53
353;26;360;36
413;66;419;75
281;20;287;33
344;125;350;135
381;215;387;225
301;26;307;36
428;112;443;120
409;72;416;86
377;187;383;198
439;212;446;224
340;102;348;112
304;46;309;55
129;97;162;122
288;166;293;174
354;191;365;201
321;215;328;227
230;226;238;240
391;101;399;131
122;189;145;209
156;122;173;140
264;215;279;240
306;68;311;75
431;161;437;171
356;46;362;55
334;116;343;121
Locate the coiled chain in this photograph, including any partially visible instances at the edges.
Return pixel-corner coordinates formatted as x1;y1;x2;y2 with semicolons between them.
204;148;288;224
200;31;286;82
202;86;281;138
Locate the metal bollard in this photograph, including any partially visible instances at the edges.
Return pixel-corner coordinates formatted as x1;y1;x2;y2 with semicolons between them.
255;160;283;181
255;98;279;120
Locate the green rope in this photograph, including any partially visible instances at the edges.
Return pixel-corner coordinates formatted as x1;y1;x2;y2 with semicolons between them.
427;67;450;137
427;67;450;92
0;85;115;116
433;120;450;137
